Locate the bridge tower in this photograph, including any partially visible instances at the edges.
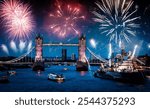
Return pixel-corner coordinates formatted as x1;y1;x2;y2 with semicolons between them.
76;34;88;71
35;35;43;62
33;34;44;71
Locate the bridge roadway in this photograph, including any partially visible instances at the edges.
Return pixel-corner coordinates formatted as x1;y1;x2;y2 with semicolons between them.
43;43;79;46
1;62;102;66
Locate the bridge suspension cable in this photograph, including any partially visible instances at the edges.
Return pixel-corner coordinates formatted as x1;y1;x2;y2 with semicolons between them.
86;47;108;63
0;47;35;64
135;58;145;65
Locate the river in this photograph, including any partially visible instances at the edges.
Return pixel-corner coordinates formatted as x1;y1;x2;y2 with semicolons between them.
0;66;150;92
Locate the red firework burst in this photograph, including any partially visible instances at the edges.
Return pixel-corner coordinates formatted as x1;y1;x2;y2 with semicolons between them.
49;0;85;38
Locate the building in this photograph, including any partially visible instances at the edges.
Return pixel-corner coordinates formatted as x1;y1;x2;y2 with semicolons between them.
71;53;76;61
62;49;67;61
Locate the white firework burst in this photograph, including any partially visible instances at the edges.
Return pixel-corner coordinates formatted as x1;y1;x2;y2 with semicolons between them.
93;0;140;43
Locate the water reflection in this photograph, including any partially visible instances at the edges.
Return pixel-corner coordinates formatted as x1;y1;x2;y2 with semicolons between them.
0;66;150;92
80;71;87;76
36;70;43;76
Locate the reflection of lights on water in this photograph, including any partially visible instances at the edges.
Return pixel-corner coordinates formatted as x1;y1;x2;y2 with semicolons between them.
80;71;87;76
57;79;64;84
90;39;97;48
36;70;42;76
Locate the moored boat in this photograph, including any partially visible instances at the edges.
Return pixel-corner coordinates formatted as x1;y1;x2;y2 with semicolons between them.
7;70;16;76
94;69;146;84
63;68;68;71
94;47;147;84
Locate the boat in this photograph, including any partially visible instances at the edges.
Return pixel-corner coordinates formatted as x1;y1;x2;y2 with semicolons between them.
63;68;68;71
7;70;16;76
48;73;65;82
94;69;146;84
94;48;146;84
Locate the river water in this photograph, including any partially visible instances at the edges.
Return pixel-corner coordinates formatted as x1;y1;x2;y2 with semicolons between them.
0;66;150;92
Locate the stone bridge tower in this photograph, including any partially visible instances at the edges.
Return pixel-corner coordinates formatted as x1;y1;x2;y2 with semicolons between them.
76;34;88;71
35;35;43;62
33;34;44;71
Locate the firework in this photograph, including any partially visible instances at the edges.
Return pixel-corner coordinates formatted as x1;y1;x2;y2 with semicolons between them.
27;41;32;51
131;44;138;59
1;44;9;55
148;43;150;49
0;0;35;40
108;43;112;58
90;38;97;48
93;0;140;43
49;1;85;38
19;40;26;52
10;40;18;52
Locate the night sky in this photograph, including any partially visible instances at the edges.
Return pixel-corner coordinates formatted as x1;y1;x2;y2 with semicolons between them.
0;0;150;59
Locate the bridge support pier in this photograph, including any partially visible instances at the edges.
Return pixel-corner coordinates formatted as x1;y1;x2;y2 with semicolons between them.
33;34;45;71
33;61;45;71
76;34;88;71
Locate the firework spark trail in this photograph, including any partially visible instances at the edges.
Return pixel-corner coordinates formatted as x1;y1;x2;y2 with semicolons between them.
10;40;18;52
0;0;35;40
90;39;97;48
108;43;112;59
93;0;140;43
27;41;32;51
19;40;26;52
49;0;85;38
1;44;9;55
131;44;138;59
148;43;150;49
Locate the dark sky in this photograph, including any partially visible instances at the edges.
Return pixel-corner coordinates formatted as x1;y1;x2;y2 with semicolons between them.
0;0;150;58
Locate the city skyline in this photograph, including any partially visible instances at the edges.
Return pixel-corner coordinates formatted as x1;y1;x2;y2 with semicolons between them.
0;0;150;92
0;0;150;58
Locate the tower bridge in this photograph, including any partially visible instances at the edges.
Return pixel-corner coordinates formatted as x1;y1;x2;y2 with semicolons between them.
0;34;108;71
33;34;88;71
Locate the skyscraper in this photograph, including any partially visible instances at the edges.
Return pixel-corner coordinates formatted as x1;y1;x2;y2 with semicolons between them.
71;53;76;61
62;49;67;61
